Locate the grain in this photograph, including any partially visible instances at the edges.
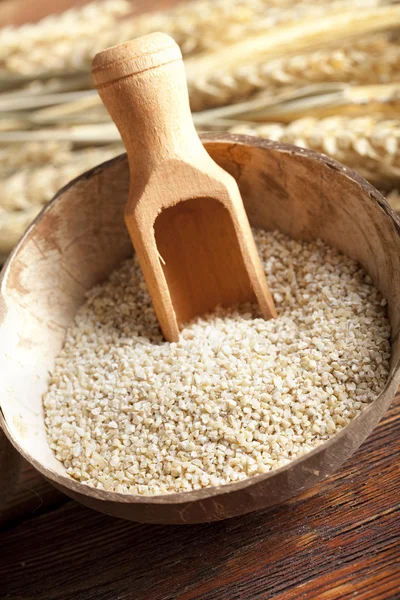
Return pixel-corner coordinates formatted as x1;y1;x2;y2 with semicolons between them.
0;144;123;210
0;143;123;255
386;189;400;211
189;35;400;111
0;0;385;77
43;230;390;495
0;0;131;74
195;83;400;131
185;3;400;90
0;205;40;257
230;117;400;186
0;141;74;170
128;0;382;57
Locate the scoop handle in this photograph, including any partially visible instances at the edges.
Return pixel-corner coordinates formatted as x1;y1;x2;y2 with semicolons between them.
92;33;205;179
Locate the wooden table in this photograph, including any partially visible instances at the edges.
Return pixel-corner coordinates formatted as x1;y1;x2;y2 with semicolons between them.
0;0;399;596
1;393;399;599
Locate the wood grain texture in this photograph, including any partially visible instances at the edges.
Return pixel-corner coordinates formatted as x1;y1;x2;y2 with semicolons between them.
92;35;276;341
0;460;68;528
0;431;21;512
1;392;399;600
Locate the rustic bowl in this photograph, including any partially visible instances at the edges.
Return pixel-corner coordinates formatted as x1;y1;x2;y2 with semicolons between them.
1;133;399;524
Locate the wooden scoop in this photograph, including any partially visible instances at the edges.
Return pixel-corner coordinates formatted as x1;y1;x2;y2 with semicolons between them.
92;33;276;342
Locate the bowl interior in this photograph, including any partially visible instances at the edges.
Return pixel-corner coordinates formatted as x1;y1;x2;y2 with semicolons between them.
1;135;400;503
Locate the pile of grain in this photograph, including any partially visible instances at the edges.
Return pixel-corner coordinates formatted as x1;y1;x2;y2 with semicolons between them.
43;229;390;495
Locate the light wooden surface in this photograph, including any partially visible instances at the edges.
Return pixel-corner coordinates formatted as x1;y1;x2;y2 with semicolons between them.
1;391;399;599
92;34;276;341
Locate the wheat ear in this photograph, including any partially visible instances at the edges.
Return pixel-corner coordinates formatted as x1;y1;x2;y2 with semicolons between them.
386;189;400;211
0;206;42;256
188;34;400;111
0;0;386;77
186;3;400;88
229;116;400;186
0;144;123;211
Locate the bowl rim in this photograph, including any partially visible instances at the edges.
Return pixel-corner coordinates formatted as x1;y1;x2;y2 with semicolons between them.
1;132;400;507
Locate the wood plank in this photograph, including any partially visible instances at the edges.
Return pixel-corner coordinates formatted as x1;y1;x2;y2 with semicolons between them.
0;459;68;529
1;393;398;600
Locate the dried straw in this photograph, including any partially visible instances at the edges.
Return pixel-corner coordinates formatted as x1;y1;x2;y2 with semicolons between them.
0;205;41;258
185;3;400;84
0;140;74;170
229;116;400;186
0;0;130;75
386;189;400;211
0;0;387;77
0;144;123;211
1;80;399;135
1;0;399;262
193;82;400;129
189;34;400;111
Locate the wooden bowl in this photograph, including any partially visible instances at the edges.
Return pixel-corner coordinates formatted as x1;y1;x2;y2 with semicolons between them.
1;133;400;524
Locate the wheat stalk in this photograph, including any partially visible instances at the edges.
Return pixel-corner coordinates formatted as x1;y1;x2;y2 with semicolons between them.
386;189;400;211
0;141;122;257
2;35;400;117
0;144;123;211
189;34;400;111
0;0;130;56
0;89;95;112
193;82;400;128
0;123;120;144
126;0;384;56
186;3;400;90
1;0;399;263
0;0;386;77
0;83;399;144
0;205;42;256
229;116;400;186
0;140;74;170
0;0;131;72
1;79;399;135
